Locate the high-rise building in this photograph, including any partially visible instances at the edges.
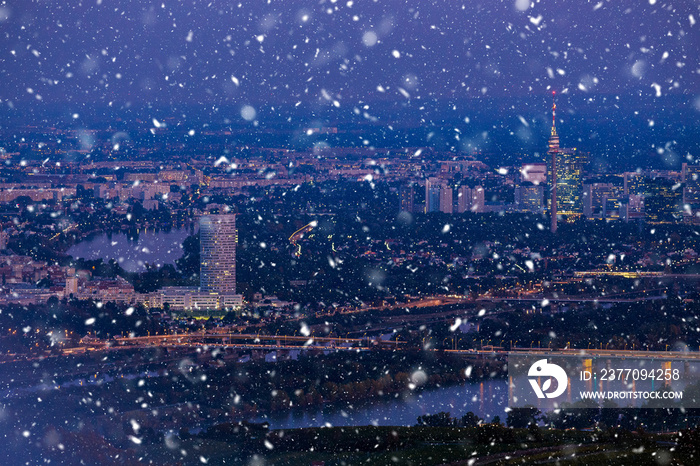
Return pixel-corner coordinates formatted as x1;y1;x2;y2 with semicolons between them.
65;267;78;297
624;171;646;196
515;184;544;213
619;194;645;223
425;177;453;213
457;186;485;213
472;186;485;213
399;183;415;213
583;183;621;219
682;164;700;207
425;177;442;213
200;214;237;293
551;148;586;216
643;178;682;223
457;186;470;213
439;184;453;214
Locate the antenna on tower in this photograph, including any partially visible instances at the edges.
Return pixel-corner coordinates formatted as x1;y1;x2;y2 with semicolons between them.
551;91;557;137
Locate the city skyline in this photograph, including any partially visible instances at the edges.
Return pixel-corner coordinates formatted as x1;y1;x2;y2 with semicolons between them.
1;1;700;463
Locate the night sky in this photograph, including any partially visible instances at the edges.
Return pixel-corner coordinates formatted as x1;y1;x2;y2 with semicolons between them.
0;1;698;169
1;0;697;106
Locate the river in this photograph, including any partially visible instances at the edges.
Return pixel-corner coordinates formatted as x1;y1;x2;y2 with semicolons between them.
66;228;194;272
253;380;509;429
2;367;509;429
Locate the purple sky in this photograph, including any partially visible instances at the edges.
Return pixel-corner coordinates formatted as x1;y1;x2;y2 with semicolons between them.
0;0;697;108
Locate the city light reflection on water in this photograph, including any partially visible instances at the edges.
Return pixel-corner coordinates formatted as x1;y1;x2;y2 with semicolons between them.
254;380;508;429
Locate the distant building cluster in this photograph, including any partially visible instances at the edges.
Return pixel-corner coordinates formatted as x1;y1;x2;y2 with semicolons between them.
0;261;139;306
0;213;243;315
394;98;693;228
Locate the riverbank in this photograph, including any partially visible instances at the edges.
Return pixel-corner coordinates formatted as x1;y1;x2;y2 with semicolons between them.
0;348;507;451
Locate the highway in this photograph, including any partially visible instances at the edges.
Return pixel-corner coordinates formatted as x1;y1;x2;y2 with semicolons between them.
476;295;667;304
49;329;700;364
110;331;402;350
72;331;700;363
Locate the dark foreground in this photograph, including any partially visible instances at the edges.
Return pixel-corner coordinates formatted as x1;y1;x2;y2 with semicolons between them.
5;421;700;465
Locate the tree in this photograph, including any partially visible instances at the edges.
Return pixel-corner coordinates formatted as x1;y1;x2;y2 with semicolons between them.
507;405;542;428
176;233;200;281
416;412;454;427
130;201;145;221
461;412;482;427
544;400;598;429
476;423;515;444
36;277;52;289
14;195;33;211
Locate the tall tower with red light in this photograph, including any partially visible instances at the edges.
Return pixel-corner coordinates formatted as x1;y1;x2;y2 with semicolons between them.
548;92;559;233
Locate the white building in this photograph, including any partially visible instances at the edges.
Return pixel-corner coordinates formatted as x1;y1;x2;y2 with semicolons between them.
148;286;243;312
200;214;237;294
